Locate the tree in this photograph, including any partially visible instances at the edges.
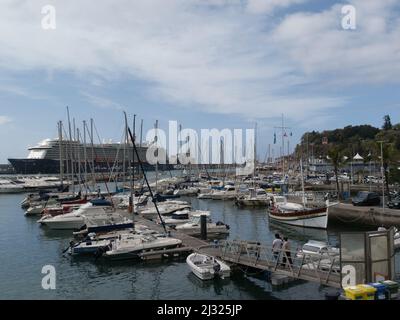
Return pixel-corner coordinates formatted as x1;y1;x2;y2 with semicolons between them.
327;146;347;200
383;115;392;131
376;142;398;200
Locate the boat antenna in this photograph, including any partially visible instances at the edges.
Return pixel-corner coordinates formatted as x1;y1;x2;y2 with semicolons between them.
126;126;167;234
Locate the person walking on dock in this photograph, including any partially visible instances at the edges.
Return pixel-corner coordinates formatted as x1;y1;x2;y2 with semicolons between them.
282;237;293;268
272;233;283;262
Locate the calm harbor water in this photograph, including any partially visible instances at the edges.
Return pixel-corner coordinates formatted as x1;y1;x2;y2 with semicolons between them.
1;183;399;300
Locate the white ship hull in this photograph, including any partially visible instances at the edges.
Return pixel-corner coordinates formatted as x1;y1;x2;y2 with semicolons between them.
268;211;328;229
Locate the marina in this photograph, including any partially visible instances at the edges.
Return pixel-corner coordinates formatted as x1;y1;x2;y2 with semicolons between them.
2;1;400;305
1;159;400;300
1;112;400;300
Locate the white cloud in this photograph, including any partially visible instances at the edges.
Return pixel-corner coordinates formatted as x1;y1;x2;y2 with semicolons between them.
0;0;399;126
246;0;308;14
0;116;12;125
81;92;123;111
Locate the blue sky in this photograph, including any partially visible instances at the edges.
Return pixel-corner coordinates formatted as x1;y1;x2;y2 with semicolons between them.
1;0;400;162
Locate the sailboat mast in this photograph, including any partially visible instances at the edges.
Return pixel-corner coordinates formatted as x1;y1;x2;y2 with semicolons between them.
254;122;257;181
67;107;74;193
300;158;306;207
58;121;64;188
140;119;143;147
123;112;134;213
77;127;82;191
281;114;285;180
123;123;127;185
90;118;95;190
132;114;136;198
155;120;159;192
83;121;88;191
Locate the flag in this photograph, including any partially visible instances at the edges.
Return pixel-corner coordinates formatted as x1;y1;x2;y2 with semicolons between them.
273;133;276;144
283;132;287;137
290;132;293;137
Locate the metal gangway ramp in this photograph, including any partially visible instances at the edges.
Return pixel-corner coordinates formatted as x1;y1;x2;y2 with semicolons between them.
198;240;341;288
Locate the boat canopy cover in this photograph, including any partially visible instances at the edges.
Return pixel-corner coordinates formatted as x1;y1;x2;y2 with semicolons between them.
90;199;112;206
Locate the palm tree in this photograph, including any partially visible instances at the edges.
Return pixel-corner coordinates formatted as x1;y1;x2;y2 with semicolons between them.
376;142;397;201
327;146;347;200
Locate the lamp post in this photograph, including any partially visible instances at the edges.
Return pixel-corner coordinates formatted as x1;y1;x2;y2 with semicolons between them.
377;141;386;214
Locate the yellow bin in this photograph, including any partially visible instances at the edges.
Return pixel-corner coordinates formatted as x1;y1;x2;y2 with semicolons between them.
357;284;377;300
343;286;364;300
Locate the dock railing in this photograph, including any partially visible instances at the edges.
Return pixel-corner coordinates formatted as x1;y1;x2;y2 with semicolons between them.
198;240;341;288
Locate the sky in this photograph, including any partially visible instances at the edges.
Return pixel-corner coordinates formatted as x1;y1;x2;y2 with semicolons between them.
0;0;400;163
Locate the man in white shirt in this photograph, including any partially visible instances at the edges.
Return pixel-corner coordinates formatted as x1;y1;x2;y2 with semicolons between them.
272;233;283;261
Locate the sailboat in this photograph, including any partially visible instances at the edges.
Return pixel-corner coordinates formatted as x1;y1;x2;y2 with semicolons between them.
268;160;331;229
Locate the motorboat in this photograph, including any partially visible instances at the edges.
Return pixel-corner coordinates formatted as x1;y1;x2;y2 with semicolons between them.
25;198;59;216
157;209;211;226
72;215;134;237
69;236;112;256
186;253;231;280
103;234;182;260
111;194;148;209
69;228;161;256
296;240;340;259
138;200;191;216
175;214;230;237
38;202;115;230
173;187;199;196
26;197;87;216
209;185;238;200
235;188;270;207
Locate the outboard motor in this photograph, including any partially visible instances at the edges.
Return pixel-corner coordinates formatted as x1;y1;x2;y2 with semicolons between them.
213;262;221;275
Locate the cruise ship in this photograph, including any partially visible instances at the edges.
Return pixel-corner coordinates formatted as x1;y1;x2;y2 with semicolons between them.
8;138;150;174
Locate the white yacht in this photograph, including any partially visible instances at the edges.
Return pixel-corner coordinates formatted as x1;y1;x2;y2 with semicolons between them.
138;200;191;216
209;185;237;200
38;202;116;230
158;209;211;226
173;187;199;196
186;253;231;280
175;214;230;236
235;188;270;207
104;234;182;260
296;240;340;259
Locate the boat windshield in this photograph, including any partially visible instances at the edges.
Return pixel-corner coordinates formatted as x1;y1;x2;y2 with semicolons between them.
302;245;321;253
171;213;189;219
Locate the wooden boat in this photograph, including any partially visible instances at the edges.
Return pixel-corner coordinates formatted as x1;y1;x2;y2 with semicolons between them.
268;196;330;229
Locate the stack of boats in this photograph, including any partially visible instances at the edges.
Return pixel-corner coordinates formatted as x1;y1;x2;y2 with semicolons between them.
0;176;69;193
0;179;25;193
